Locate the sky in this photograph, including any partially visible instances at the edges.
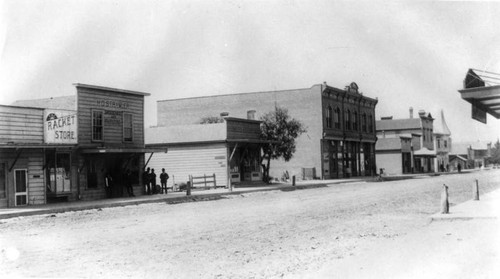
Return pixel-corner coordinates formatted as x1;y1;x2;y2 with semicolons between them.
1;0;500;144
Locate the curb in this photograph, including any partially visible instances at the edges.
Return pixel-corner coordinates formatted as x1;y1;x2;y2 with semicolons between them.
0;183;323;220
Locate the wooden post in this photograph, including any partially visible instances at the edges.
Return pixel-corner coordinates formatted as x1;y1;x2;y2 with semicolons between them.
292;175;296;186
473;179;480;201
441;184;449;214
187;176;192;196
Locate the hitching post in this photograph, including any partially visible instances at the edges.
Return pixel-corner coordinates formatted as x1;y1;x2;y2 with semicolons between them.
186;181;191;196
441;184;449;214
473;179;480;201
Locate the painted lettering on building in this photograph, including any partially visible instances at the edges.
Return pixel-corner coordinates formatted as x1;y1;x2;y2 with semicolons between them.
44;110;78;144
96;99;130;109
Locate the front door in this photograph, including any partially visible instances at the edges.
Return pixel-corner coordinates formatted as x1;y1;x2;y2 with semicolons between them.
14;169;28;206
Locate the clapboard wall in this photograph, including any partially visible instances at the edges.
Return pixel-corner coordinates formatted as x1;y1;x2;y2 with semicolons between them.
0;149;45;207
76;86;145;147
147;143;228;188
0;105;44;144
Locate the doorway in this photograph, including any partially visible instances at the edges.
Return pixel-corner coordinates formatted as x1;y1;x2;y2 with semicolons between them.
14;169;28;206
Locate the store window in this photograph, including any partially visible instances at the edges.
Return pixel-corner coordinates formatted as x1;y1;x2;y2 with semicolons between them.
46;152;71;193
334;107;340;129
86;159;98;189
123;113;133;142
92;110;104;141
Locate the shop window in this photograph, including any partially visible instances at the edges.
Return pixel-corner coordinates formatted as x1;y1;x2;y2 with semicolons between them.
123;113;133;142
86;159;98;189
0;163;5;199
92;110;104;142
46;152;71;193
334;107;340;129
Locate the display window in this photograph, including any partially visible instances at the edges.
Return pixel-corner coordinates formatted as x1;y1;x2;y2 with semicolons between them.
46;152;71;193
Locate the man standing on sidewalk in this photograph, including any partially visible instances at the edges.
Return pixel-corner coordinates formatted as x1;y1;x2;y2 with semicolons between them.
160;168;169;194
142;167;151;195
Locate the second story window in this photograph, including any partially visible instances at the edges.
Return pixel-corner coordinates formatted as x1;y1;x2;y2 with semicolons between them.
123;113;133;142
353;111;358;131
334;107;340;129
368;114;373;133
326;106;333;128
362;113;367;132
444;140;447;148
438;139;441;148
92;110;103;141
345;109;351;130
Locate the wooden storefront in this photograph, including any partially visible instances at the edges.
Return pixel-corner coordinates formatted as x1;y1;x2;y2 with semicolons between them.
0;84;162;208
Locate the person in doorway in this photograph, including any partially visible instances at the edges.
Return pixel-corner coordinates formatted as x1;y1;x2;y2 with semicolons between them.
457;163;462;173
142;167;151;195
160;168;169;194
150;168;157;194
104;172;113;198
124;169;135;197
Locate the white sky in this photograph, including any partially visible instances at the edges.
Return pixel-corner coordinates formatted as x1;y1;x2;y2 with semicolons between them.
1;0;500;143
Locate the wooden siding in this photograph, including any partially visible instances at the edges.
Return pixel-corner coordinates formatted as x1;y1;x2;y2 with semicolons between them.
0;149;45;207
0;106;44;144
77;88;145;147
147;144;228;189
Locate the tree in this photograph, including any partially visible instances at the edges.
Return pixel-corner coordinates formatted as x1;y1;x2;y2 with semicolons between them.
259;106;307;183
487;139;500;165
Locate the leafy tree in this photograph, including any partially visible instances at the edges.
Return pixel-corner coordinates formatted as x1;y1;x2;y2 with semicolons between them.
487;139;500;165
200;116;224;124
260;106;307;183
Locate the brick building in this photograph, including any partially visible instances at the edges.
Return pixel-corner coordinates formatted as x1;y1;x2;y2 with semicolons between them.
156;82;378;180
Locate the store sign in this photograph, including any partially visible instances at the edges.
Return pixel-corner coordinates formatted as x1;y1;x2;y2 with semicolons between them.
96;99;130;109
44;110;78;144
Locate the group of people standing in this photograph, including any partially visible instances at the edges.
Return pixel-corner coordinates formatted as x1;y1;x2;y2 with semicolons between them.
142;167;170;195
104;169;135;198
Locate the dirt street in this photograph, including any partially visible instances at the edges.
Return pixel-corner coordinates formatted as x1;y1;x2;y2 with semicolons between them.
1;170;499;278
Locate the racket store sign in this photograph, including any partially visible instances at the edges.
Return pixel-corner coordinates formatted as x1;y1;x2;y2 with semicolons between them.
44;110;78;144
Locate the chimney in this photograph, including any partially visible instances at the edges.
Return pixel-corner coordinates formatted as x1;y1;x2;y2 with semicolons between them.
220;112;229;117
418;110;426;118
247;110;256;120
409;107;413;118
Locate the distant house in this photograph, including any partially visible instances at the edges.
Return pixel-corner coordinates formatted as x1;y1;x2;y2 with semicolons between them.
450;141;491;170
375;107;436;174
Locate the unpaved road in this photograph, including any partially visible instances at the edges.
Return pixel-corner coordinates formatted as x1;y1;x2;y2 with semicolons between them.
1;170;499;278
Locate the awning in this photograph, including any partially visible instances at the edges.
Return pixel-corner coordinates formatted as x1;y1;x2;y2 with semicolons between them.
79;147;167;154
414;147;436;156
458;69;500;121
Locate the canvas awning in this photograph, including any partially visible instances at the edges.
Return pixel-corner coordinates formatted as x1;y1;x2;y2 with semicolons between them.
414;147;436;157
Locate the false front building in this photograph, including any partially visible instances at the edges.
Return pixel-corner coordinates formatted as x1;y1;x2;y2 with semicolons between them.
375;108;436;174
155;82;378;180
0;84;162;208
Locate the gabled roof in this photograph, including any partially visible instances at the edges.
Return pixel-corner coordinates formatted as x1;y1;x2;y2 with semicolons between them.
11;95;76;110
376;118;421;131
